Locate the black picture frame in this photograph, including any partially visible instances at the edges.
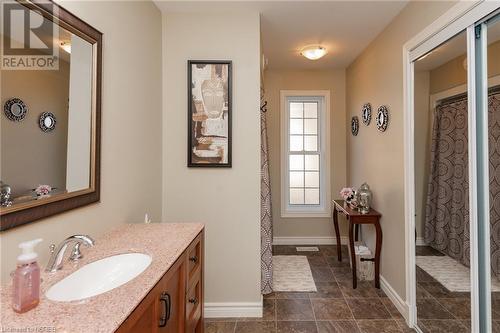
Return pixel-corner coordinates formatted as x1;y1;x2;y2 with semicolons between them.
187;60;232;167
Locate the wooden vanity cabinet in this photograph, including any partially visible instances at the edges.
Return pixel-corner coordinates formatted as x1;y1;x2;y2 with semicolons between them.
117;231;204;333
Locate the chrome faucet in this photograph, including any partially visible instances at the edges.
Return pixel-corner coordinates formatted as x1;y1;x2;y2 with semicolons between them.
46;235;95;272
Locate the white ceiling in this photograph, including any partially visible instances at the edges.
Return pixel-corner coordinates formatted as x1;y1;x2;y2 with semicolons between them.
154;1;409;70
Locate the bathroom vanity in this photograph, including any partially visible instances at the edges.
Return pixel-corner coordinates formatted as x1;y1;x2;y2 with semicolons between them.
117;229;204;333
0;223;204;333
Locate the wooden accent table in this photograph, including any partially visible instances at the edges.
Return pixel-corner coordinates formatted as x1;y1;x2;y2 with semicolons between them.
332;199;382;289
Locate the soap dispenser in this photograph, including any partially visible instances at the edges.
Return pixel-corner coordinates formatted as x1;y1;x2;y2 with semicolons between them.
12;238;43;313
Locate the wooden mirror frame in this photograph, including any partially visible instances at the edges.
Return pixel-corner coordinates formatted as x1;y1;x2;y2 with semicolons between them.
0;0;102;231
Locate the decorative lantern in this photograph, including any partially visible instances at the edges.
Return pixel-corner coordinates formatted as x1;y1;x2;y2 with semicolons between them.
357;183;372;214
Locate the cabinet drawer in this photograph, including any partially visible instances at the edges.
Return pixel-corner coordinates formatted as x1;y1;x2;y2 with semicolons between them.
187;235;202;281
185;272;202;332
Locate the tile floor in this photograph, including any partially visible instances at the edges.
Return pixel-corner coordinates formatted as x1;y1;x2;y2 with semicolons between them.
205;245;415;333
414;245;500;332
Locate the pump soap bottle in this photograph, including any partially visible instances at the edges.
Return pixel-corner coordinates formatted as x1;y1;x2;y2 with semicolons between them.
12;238;43;313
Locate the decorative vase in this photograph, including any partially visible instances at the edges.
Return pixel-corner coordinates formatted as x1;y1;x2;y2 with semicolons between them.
357;183;372;214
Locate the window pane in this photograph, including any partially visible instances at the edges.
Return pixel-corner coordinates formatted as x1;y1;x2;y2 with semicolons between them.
305;155;319;171
305;188;319;205
304;119;317;135
305;172;319;187
290;135;303;151
304;102;317;118
290;119;303;134
289;155;304;170
290;102;303;118
290;189;304;205
304;136;318;151
290;171;304;187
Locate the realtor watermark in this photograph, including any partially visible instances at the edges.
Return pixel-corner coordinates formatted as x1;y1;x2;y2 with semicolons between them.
1;1;59;70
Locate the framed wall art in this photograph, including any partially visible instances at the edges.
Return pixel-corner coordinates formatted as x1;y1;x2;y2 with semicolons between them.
188;60;232;167
351;116;359;136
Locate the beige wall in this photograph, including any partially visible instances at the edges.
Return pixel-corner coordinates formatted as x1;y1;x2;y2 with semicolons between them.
1;60;70;197
162;12;262;305
430;40;500;94
0;0;163;283
414;71;431;238
346;1;456;299
264;69;347;239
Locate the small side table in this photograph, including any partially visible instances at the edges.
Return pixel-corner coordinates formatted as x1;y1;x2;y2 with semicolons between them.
332;199;382;289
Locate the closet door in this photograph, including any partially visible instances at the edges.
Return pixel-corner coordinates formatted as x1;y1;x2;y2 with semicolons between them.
412;30;472;332
476;11;500;332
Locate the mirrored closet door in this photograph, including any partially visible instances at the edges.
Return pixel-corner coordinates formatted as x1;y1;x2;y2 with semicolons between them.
483;12;500;333
410;6;500;333
413;30;472;332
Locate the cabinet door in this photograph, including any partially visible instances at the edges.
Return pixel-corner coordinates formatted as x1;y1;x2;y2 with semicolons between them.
158;256;186;333
115;286;158;333
185;232;204;333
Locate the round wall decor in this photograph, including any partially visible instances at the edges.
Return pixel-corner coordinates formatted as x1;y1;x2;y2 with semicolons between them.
4;98;28;122
376;105;389;132
39;112;56;132
361;103;372;126
351;116;359;136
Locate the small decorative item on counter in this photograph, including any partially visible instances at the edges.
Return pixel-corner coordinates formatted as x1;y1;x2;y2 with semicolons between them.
357;182;373;214
34;184;52;199
340;187;358;209
12;238;43;313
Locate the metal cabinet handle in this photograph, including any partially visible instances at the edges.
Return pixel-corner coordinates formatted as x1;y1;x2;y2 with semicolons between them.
188;297;198;305
189;256;198;263
158;292;171;327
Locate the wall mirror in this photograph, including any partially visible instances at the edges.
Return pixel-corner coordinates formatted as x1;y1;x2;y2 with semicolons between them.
0;0;102;231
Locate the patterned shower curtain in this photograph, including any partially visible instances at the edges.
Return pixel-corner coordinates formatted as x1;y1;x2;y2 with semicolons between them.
260;89;273;294
425;91;500;279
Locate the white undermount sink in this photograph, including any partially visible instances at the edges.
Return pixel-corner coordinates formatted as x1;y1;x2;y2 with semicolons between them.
45;253;152;302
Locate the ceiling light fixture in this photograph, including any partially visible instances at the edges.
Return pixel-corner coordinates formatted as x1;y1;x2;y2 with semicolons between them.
300;46;327;60
60;42;71;54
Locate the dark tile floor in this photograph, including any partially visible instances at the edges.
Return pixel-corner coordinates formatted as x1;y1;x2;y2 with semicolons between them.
205;245;415;333
415;246;500;332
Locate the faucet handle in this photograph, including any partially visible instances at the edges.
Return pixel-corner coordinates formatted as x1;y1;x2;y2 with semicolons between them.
69;243;83;261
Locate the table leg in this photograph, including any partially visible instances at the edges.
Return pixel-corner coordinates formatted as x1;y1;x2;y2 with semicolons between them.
349;222;357;289
333;207;342;262
374;220;382;289
355;224;359;242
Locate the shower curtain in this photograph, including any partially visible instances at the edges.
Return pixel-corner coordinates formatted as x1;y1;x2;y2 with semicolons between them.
425;90;500;278
260;89;273;294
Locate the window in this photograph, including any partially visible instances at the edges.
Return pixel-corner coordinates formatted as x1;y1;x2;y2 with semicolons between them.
280;91;330;217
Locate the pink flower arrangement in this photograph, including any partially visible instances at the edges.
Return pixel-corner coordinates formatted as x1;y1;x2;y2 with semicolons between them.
340;187;356;202
35;185;52;197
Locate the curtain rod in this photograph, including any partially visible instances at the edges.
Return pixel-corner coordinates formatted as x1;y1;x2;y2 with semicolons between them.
437;84;500;106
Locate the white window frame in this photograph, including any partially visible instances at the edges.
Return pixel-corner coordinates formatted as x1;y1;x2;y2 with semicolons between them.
280;90;331;218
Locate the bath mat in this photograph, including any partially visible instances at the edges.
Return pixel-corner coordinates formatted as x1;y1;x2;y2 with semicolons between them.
416;256;500;292
272;255;317;292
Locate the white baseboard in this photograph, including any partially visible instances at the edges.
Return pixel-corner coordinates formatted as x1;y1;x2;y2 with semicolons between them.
204;302;263;318
273;236;349;245
380;275;409;321
415;237;427;246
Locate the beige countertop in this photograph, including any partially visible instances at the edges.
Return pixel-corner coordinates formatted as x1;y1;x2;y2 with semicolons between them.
0;222;204;333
